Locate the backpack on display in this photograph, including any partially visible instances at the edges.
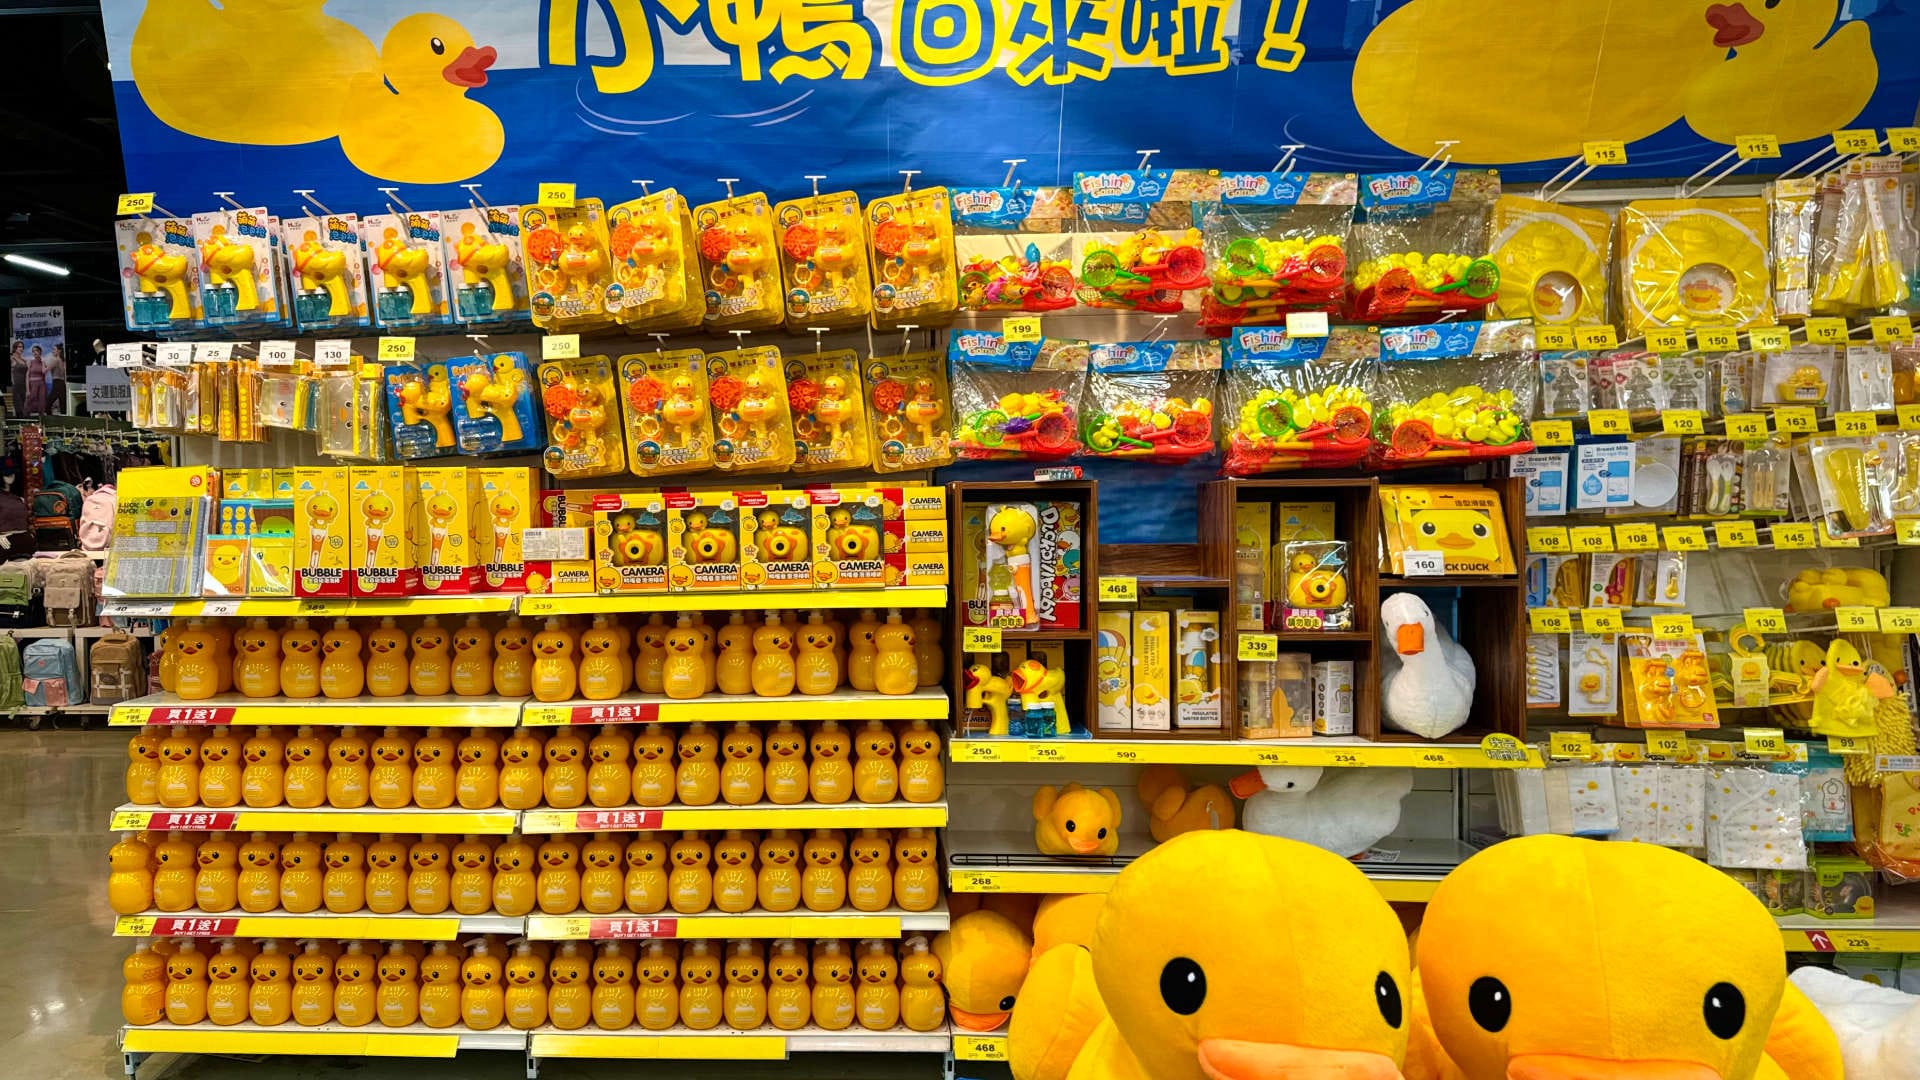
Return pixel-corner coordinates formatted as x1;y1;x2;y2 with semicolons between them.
88;633;146;705
78;485;115;552
0;635;21;711
21;637;81;708
0;494;36;558
38;551;96;627
30;490;74;551
0;563;38;629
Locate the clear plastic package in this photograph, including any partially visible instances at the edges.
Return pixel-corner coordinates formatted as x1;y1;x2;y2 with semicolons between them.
1770;178;1818;321
1081;340;1220;461
1220;326;1379;473
1812;160;1914;317
617;348;713;477
1808;435;1896;537
522;198;616;331
1618;197;1773;332
1486;194;1612;326
1761;345;1838;408
1071;169;1214;313
1348;169;1500;324
606;189;704;333
363;209;452;329
192;205;281;329
383;361;460;460
694;193;784;331
1589;350;1663;415
281;213;370;332
1375;320;1536;463
953;186;1077;313
867;186;958;329
774;190;873;330
862;351;953;473
1846;345;1896;412
116;213;203;332
1537;353;1590;418
1706;765;1809;871
449;351;540;457
442;202;529;325
537;354;627;478
1277;540;1352;631
706;345;795;473
949;333;1088;460
786;348;871;473
1196;171;1355;334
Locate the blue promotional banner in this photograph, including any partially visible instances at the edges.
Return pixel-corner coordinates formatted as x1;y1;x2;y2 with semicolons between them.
102;0;1920;215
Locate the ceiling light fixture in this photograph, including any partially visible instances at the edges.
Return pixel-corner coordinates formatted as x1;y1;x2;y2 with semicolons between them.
3;253;71;278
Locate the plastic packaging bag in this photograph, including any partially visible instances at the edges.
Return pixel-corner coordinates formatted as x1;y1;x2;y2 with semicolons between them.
705;345;795;473
449;351;539;457
1486;194;1611;327
1812;159;1914;317
953;186;1078;313
537;354;627;478
1081;340;1221;461
442;202;530;326
862;351;953;472
1706;765;1809;871
1618;197;1773;332
1348;169;1500;324
1769;178;1818;321
949;332;1088;460
1375;320;1536;464
1071;169;1214;313
1196;172;1355;335
867;187;958;329
1220;326;1379;473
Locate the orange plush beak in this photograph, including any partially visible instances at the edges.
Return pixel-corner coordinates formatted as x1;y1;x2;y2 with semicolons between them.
1508;1056;1722;1080
1198;1039;1403;1080
1395;623;1425;656
949;1004;1010;1031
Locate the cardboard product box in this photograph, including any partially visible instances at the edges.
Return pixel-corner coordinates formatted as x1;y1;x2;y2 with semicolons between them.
348;466;417;597
1096;611;1131;732
901;486;947;520
809;487;891;588
120;466;221;499
959;503;989;625
247;537;295;597
1311;660;1355;735
592;493;669;594
1807;854;1876;919
1132;609;1171;731
202;536;249;596
537;487;613;595
413;466;483;594
1036;500;1084;630
903;551;948;585
1174;610;1223;730
667;490;749;591
743;490;814;591
223;468;274;500
1233;502;1271;630
292;466;351;598
472;467;536;593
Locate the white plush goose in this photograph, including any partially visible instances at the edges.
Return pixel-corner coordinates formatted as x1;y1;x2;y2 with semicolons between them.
1379;591;1475;738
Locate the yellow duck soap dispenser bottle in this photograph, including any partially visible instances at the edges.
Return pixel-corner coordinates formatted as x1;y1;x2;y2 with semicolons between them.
122;940;166;1026
332;940;375;1028
248;939;293;1026
412;726;457;809
537;836;582;914
723;940;767;1030
660;615;706;700
197;726;242;807
235;618;282;698
376;942;420;1028
236;832;280;913
811;939;854;1030
679;940;722;1030
365;617;410;698
715;612;753;695
450;616;493;696
543;727;589;809
456;727;500;809
408;835;452;914
461;939;505;1030
910;610;943;687
452;834;495;915
630;723;675;807
751;612;796;697
418;941;462;1029
531;618;578;702
720;721;764;805
325;725;370;808
364;833;407;914
578;616;624;700
802;828;848;911
492;617;532;697
156;728;200;808
853;719;899;804
322;832;366;913
290;939;334;1026
847;608;881;692
757;829;801;911
193;830;239;912
809;720;854;803
855;938;900;1030
492;833;537;917
899;719;944;803
636;940;677;1030
900;935;943;1031
712;829;757;913
893;827;939;911
669;830;714;913
546;941;591;1031
319;618;365;699
279;618;321;699
587;724;633;807
152;830;197;912
240;726;284;807
206;939;251;1026
505;941;548;1030
764;721;808;804
172;620;221;701
409;616;452;696
581;831;624;913
634;614;668;694
369;727;412;809
675;721;721;805
165;939;210;1025
767;938;810;1030
592;942;636;1031
282;726;326;808
109;832;154;915
623;834;669;914
872;609;919;695
499;728;544;810
796;612;841;695
126;725;161;804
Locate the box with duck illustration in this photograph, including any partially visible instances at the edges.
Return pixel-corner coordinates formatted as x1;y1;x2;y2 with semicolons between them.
348;466;417;597
809;486;892;588
1036;500;1084;630
667;490;750;591
1380;484;1515;575
592;493;670;595
412;466;483;594
743;491;815;591
292;466;351;599
473;467;538;593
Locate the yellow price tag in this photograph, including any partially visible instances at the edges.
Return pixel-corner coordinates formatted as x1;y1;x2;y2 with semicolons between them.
1569;526;1615;553
117;192;156;216
1533;420;1574;447
1819;523;1861;548
1714;520;1759;548
1771;522;1817;549
1805;317;1850;345
1899;517;1920;546
538;182;576;207
1744;607;1789;634
962;627;1002;654
1881;608;1920;634
1098;576;1137;603
1836;606;1879;631
1836;412;1878;437
1661;410;1705;435
1722;413;1767;439
1002;314;1043;343
1644;327;1689;354
1887;127;1920;153
376;336;415;361
1663;526;1708;552
1696;327;1740;353
1576;325;1620;351
956;1036;1009;1062
1774;406;1818;433
117;916;157;936
1283;311;1330;338
1651;614;1696;639
1589;409;1632;435
1580;608;1624;634
1828;735;1873;755
1834;129;1879;155
542;334;581;360
1536;326;1576;351
1549;731;1595;761
1582;140;1629;166
1238;633;1279;661
1898;405;1920;431
1749;325;1790;351
1735;133;1781;159
1529;608;1574;634
1873;316;1915;344
1525;527;1571;553
1647;731;1690;758
1743;727;1789;757
1613;523;1659;551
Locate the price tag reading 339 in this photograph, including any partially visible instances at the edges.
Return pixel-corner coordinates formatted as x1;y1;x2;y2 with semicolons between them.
542;334;581;360
1237;633;1279;661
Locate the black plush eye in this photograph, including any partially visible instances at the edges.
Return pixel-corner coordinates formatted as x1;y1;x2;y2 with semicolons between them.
1375;972;1403;1027
1703;983;1745;1039
1469;976;1511;1032
1064;820;1076;832
431;37;446;54
1159;957;1206;1015
1096;828;1108;839
1420;521;1437;535
998;994;1015;1011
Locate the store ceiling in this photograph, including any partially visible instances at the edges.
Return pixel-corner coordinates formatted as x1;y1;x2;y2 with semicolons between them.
0;3;124;349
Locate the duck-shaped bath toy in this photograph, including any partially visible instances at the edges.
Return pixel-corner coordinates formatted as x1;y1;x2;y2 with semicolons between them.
338;15;503;184
1809;637;1897;739
1380;592;1475;739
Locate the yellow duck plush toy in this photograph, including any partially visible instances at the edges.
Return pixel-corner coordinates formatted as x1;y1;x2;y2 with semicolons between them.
1033;784;1124;857
1136;765;1236;843
1808;638;1897;739
1408;835;1842;1080
933;909;1033;1032
1010;829;1412;1080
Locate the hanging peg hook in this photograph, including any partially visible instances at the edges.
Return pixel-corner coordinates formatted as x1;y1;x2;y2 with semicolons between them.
1271;144;1305;174
1677;147;1743;198
466;334;490;359
717;178;740;200
1001;158;1027;187
377;187;416;215
1135;148;1160;171
899;170;920;194
633;179;655;197
1147;315;1174;343
899;324;919;354
729;329;752;351
804;175;827;197
292;189;333;217
648;332;669;355
211;191;248;212
460;183;491;210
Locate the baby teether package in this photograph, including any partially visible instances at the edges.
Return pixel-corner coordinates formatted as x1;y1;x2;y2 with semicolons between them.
786;348;871;473
1220;325;1380;473
866;186;958;329
862;351;954;473
1081;340;1221;460
618;348;714;478
953;186;1078;313
363;209;452;329
1375;320;1535;464
607;189;705;333
192;205;281;329
1197;172;1356;334
1348;169;1500;325
949;331;1088;460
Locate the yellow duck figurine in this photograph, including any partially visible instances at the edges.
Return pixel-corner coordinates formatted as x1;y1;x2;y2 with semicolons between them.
724;941;768;1030
765;721;809;805
492;833;537;917
758;830;802;912
631;723;676;808
769;939;811;1030
901;936;945;1032
680;941;724;1030
338;15;504;184
1136;765;1236;842
810;720;855;803
873;610;920;696
624;834;670;914
1033;783;1123;856
720;722;765;805
1407;834;1841;1080
1808;638;1897;739
853;719;899;804
636;940;678;1030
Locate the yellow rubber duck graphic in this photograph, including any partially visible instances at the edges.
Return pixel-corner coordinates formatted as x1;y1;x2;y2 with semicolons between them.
338;15;503;184
1354;1;1876;162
